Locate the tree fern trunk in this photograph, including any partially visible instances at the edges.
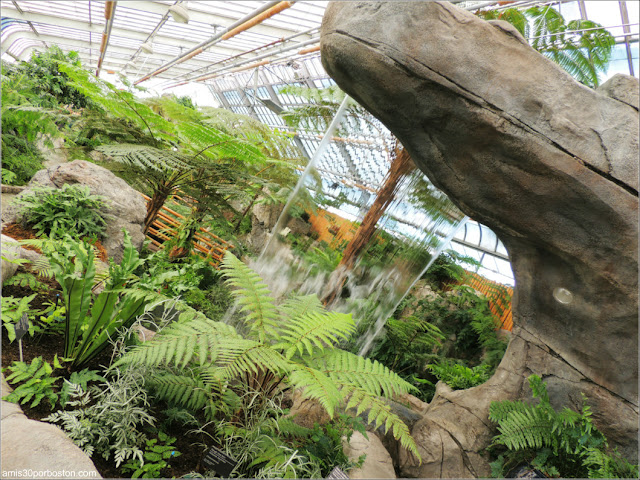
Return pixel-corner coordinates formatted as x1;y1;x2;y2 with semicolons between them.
144;188;172;235
322;147;414;305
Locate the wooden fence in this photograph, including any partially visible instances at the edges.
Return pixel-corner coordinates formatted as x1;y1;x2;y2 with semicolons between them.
141;194;233;268
460;272;514;331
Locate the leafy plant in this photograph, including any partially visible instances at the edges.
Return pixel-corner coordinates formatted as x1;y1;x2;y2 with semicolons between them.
1;294;37;342
59;368;106;407
2;356;63;409
488;375;639;478
427;361;492;390
122;431;181;479
45;367;157;467
117;252;421;460
40;233;157;368
15;184;109;239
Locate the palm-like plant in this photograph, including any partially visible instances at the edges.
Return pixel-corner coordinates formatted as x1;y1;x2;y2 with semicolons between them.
479;5;615;88
117;252;421;460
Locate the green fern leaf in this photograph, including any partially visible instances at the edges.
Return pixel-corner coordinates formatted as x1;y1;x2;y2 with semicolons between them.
221;252;278;344
278;311;355;359
287;365;341;418
313;349;415;398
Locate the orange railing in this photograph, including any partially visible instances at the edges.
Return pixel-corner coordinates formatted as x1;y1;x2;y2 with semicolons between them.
460;272;513;331
141;194;234;268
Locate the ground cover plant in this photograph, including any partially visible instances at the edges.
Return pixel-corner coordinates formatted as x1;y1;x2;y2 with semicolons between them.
15;184;109;240
488;375;639;478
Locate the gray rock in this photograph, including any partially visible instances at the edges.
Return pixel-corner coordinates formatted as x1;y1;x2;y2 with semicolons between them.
1;374;101;479
2;160;146;262
342;431;396;479
597;73;639;110
321;0;638;473
1;235;21;284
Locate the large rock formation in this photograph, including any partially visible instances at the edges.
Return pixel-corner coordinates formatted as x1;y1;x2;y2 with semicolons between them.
321;1;638;477
2;160;146;262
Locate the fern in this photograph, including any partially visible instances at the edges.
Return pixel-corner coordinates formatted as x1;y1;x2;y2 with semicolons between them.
488;375;636;478
314;349;415;398
343;386;419;460
277;310;355;359
147;373;211;412
121;252;421;461
220;253;279;343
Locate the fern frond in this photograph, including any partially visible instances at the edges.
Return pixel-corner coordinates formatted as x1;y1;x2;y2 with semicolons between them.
489;399;532;423
343;386;420;461
277;311;355;359
214;343;292;380
221;253;278;344
277;294;324;320
287;365;341;418
116;317;241;368
314;349;416;398
494;407;555;451
148;373;210;411
270;416;312;439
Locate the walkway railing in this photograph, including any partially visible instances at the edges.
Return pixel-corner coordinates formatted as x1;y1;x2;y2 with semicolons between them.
461;272;513;331
141;194;234;268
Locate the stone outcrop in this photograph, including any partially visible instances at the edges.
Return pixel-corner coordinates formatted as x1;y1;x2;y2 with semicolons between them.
1;234;45;284
1;374;101;479
342;431;396;479
321;1;638;476
2;160;147;262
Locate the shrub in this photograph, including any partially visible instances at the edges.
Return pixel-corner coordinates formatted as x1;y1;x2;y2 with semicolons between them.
16;184;109;239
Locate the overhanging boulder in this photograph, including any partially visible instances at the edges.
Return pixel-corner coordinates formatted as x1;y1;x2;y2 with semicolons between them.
321;1;638;476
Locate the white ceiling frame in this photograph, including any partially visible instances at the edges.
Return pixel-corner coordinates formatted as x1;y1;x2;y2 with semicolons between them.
121;1;308;39
3;30;225;73
0;8;249;57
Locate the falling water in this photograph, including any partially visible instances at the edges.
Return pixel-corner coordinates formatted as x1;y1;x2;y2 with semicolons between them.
252;97;467;358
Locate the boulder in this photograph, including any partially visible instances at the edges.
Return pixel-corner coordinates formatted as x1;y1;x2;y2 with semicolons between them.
287;389;330;429
2;160;147;262
321;0;638;474
1;374;101;479
342;431;396;479
1;235;21;284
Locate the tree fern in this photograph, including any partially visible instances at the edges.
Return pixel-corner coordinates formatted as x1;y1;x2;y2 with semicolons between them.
147;373;210;411
276;310;355;359
121;252;422;460
343;386;419;460
220;253;279;343
314;349;415;398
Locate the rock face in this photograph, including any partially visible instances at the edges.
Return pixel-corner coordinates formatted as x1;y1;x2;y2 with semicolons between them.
2;160;147;262
1;374;101;479
342;431;396;479
321;1;638;476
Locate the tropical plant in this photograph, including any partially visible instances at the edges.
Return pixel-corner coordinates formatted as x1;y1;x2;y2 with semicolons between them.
1;294;37;342
45;367;157;467
428;361;492;390
15;184;109;239
117;252;421;460
488;375;639;478
122;431;181;479
2;356;63;409
40;232;157;368
478;5;615;88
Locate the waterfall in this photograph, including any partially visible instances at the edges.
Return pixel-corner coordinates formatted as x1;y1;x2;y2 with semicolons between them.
252;96;467;357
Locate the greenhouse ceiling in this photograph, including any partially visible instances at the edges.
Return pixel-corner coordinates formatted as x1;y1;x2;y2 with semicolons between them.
1;0;639;285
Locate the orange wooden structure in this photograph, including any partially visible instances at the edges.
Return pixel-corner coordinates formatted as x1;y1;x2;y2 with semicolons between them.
307;208;358;246
141;194;233;267
461;272;514;331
